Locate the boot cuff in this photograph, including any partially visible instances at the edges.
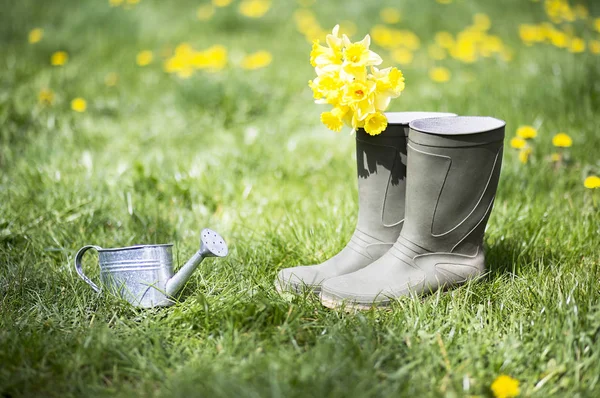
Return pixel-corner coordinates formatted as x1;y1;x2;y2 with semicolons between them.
408;116;505;148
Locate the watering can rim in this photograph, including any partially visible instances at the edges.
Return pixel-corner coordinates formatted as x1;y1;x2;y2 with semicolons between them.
97;243;174;252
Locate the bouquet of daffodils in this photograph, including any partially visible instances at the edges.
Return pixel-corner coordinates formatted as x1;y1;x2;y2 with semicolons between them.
309;25;405;136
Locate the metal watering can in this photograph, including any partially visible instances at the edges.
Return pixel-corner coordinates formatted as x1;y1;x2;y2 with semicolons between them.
74;228;228;308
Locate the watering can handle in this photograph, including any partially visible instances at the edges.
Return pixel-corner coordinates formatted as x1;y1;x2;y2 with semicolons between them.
75;245;102;293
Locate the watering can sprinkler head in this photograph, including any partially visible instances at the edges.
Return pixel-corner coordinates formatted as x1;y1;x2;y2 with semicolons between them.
199;228;228;258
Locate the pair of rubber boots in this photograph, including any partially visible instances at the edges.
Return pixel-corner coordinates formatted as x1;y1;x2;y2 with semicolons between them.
276;112;505;310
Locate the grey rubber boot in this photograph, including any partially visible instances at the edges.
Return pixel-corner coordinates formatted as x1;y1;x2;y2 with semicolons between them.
276;112;457;294
320;116;505;309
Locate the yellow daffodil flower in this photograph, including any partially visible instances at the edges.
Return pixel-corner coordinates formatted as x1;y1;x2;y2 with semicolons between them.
364;112;388;136
311;25;344;74
320;106;349;132
341;34;382;79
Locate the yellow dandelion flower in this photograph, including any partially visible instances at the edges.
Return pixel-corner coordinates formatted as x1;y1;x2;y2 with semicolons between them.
28;28;43;44
589;40;600;55
136;50;153;66
552;132;572;147
51;51;68;66
241;51;272;70
38;89;54;105
109;0;124;6
518;147;532;164
364;112;388;136
516;125;537;139
197;4;215;20
212;0;232;7
509;137;527;149
428;44;446;60
473;13;491;31
429;67;451;83
568;37;585;53
204;45;228;70
239;0;271;18
435;31;454;49
380;7;401;24
104;72;119;87
491;375;520;398
595;18;600;33
550;153;561;162
321;110;344;132
391;48;414;65
584;176;600;189
71;98;87;113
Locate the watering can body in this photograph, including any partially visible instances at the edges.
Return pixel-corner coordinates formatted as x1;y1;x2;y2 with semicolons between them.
74;229;228;308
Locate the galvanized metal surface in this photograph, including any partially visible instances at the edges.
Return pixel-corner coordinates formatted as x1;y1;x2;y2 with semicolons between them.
74;228;228;308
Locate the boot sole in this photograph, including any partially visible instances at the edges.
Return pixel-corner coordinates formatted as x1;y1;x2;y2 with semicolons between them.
320;293;390;311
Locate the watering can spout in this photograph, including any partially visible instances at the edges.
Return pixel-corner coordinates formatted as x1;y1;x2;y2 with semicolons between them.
165;228;228;297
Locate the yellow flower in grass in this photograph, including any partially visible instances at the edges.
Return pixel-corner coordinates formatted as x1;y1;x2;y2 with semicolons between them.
136;50;153;66
518;147;532;164
71;98;87;113
239;0;271;18
380;8;401;24
552;132;572;147
104;72;119;87
213;0;232;7
364;112;388;136
569;37;586;53
509;137;526;149
28;28;43;44
589;40;600;55
241;51;272;70
584;176;600;189
38;89;54;105
595;18;600;33
391;48;414;65
435;31;454;49
429;67;451;83
491;374;520;398
197;4;215;20
51;51;68;66
516;125;537;139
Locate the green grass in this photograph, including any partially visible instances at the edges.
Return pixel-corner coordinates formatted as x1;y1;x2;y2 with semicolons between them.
1;0;600;396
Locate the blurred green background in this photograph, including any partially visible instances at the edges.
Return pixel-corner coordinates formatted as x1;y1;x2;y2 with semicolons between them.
1;0;600;396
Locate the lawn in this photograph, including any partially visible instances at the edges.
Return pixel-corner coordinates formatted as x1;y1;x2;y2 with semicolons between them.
1;0;600;396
